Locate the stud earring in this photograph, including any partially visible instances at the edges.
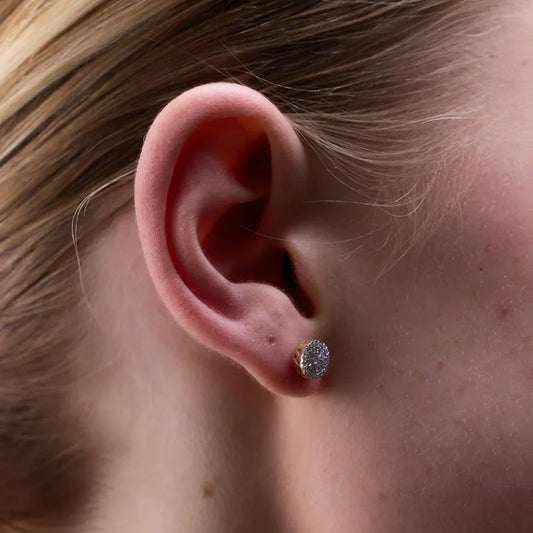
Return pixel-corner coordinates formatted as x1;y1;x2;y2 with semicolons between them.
293;339;330;379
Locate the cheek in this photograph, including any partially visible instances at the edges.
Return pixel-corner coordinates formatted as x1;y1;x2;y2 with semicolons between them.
324;132;533;528
390;167;533;528
342;163;533;527
370;348;533;530
394;414;533;530
418;408;532;529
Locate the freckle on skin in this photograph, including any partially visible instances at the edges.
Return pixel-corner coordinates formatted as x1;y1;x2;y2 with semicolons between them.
436;360;445;371
202;475;221;499
497;301;513;319
202;483;215;499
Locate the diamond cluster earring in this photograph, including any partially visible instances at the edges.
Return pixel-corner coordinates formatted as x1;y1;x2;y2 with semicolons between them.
293;339;330;379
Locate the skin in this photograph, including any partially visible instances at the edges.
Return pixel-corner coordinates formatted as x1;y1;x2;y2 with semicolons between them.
73;5;533;532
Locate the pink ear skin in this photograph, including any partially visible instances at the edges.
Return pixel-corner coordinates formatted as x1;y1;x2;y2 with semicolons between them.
134;83;325;397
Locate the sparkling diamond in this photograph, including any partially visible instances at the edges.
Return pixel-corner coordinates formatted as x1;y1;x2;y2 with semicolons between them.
301;340;329;379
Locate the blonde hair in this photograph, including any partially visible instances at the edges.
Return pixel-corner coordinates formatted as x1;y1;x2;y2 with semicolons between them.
0;0;498;529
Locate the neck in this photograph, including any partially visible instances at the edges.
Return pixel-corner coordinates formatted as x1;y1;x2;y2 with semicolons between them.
77;332;295;532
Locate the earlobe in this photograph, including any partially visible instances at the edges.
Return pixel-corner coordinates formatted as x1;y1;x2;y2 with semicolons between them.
134;82;324;396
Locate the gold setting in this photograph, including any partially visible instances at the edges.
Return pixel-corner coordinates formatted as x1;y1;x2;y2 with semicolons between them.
293;342;307;377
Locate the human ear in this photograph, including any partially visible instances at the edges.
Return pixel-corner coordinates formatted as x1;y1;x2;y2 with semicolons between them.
134;82;324;396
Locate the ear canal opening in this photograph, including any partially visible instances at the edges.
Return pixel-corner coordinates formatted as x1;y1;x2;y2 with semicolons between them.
203;198;315;320
280;251;315;319
197;120;315;320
